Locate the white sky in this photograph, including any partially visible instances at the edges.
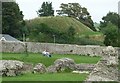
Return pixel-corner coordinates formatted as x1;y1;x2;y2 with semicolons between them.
16;0;119;23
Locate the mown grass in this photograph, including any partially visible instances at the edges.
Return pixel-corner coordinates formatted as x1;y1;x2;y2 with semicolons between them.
1;53;101;67
1;53;101;81
2;73;88;81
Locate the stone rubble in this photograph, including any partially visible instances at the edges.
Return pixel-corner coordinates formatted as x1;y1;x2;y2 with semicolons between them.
75;64;95;72
0;58;95;76
47;58;76;73
0;60;23;76
86;46;118;81
33;63;46;73
46;65;58;73
22;63;33;73
54;58;76;71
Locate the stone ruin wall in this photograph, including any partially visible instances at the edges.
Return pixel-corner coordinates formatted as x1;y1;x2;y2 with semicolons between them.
1;41;116;56
0;42;120;82
85;46;119;82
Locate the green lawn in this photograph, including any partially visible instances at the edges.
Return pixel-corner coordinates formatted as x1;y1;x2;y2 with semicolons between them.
1;53;101;81
1;53;101;67
2;73;88;81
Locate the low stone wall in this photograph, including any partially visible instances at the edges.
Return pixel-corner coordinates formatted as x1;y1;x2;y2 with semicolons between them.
27;42;105;56
2;41;25;53
1;41;119;57
1;42;100;56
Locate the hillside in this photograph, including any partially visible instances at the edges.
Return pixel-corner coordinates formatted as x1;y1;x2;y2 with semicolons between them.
25;16;104;44
26;16;102;37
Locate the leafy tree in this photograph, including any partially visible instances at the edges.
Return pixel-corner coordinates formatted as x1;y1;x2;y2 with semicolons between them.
103;23;118;47
37;2;54;16
100;12;119;29
2;2;24;38
100;12;120;47
79;15;95;31
58;3;82;17
57;3;96;31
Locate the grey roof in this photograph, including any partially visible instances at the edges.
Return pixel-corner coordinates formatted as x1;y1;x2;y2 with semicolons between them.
0;34;21;42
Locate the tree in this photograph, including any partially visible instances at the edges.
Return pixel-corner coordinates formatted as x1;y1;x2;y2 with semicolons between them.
100;12;119;28
57;3;96;31
2;2;24;38
37;2;54;16
58;3;82;17
103;23;118;47
100;12;120;47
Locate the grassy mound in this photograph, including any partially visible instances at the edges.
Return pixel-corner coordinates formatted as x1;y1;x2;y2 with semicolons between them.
26;16;103;38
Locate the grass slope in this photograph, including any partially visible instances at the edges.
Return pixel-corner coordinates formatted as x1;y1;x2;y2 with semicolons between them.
26;16;102;37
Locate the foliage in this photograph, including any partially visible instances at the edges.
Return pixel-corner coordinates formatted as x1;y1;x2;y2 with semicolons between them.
100;12;119;28
100;12;120;47
57;3;96;31
2;2;25;38
102;23;119;47
37;2;54;16
29;23;75;43
94;22;100;31
67;26;75;37
28;23;103;45
79;16;95;31
26;16;95;36
67;26;75;43
25;16;103;45
73;37;104;46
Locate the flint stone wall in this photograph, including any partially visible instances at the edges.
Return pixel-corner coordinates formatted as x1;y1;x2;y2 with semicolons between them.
1;41;119;56
1;41;25;53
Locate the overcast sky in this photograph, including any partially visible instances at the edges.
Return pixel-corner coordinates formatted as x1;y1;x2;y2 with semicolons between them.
16;0;119;23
